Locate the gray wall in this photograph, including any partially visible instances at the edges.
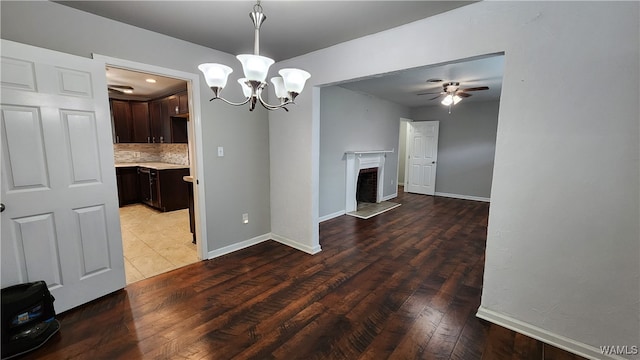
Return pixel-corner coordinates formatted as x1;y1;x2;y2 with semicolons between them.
319;86;409;218
410;100;499;199
270;1;639;353
1;1;272;253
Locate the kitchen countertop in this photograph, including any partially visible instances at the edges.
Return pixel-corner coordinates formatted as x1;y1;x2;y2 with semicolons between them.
115;162;190;170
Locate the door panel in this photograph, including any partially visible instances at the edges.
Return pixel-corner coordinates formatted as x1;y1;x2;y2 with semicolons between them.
2;106;49;189
63;110;102;184
1;40;125;313
406;121;439;195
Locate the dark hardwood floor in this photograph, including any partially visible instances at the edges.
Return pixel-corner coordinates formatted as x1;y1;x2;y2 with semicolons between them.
20;189;586;359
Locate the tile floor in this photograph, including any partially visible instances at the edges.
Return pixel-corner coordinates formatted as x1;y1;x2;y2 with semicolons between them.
120;204;198;284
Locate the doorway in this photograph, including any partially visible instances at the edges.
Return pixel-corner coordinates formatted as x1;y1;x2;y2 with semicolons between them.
95;54;208;284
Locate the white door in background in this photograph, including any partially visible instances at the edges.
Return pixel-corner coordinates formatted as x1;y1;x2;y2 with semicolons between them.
406;121;439;195
1;40;125;313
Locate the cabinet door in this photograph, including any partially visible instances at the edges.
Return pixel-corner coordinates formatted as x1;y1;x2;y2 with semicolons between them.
130;102;150;143
110;99;132;143
116;167;140;206
149;100;163;143
178;91;189;114
160;98;173;143
166;94;180;117
157;168;190;212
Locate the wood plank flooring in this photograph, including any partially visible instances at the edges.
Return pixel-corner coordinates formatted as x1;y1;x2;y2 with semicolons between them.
20;189;586;359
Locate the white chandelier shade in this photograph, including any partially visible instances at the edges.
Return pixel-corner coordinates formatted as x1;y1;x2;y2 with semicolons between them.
236;54;274;82
198;63;233;89
198;0;310;112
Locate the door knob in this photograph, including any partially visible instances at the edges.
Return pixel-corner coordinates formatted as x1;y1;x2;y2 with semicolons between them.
0;203;5;212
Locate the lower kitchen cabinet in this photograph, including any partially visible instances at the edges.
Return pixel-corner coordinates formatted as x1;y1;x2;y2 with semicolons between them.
137;167;189;212
157;168;190;212
116;166;139;207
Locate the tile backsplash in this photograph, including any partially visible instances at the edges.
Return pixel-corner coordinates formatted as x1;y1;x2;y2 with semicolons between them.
114;143;189;165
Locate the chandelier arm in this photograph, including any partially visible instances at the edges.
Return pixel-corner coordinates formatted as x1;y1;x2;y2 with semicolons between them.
211;96;252;107
257;90;292;111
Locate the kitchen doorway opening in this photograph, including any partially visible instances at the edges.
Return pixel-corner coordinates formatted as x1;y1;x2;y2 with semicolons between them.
94;54;208;284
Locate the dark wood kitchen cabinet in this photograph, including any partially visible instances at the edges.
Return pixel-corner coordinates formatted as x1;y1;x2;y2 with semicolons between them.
138;167;189;212
111;99;150;143
111;90;188;144
116;166;139;207
130;101;150;143
149;95;188;143
149;100;165;143
110;99;132;143
157;168;190;212
178;91;189;114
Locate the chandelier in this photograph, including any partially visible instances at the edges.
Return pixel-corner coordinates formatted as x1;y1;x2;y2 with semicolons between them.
198;0;310;112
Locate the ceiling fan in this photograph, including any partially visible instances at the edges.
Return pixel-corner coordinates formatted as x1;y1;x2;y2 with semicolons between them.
108;84;134;95
417;81;489;113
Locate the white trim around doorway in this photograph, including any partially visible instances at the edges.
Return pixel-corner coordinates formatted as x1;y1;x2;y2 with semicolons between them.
91;54;208;259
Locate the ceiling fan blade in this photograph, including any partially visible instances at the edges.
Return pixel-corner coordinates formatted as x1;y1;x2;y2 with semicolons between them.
459;86;489;92
417;91;443;96
457;92;472;98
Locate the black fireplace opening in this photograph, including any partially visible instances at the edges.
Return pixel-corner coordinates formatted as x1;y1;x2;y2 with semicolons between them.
356;168;378;204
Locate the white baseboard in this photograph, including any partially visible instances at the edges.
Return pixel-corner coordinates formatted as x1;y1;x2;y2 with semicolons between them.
476;307;627;360
319;210;345;222
271;233;322;255
207;232;322;259
435;192;490;203
207;233;271;259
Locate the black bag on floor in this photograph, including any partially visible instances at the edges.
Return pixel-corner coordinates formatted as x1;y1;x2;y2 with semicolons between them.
1;281;60;359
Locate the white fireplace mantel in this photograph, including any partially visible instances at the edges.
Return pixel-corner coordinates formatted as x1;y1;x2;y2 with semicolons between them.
345;150;394;213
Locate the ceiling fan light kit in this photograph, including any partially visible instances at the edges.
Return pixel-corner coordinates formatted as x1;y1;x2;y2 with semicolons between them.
417;81;489;114
198;0;310;112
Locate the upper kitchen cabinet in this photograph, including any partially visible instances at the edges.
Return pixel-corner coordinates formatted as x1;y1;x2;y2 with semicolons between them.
110;99;151;143
164;91;189;116
130;101;150;143
178;91;189;115
147;92;188;143
111;99;132;143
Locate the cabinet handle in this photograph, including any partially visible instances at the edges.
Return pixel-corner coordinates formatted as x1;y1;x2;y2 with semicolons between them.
148;136;151;143
160;136;164;143
116;135;119;143
152;137;155;143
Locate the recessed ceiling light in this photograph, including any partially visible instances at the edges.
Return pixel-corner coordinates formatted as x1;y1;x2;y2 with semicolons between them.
123;89;134;94
145;78;157;83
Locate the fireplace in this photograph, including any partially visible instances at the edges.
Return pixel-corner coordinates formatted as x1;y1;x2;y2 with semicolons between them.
344;150;393;213
356;168;378;203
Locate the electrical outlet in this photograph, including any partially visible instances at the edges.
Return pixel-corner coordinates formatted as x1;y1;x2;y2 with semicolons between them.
242;213;249;224
217;146;224;157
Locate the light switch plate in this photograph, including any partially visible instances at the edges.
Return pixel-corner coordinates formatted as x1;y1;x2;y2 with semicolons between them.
217;146;224;157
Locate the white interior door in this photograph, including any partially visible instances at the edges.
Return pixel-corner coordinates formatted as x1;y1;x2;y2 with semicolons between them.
1;40;125;313
406;121;439;195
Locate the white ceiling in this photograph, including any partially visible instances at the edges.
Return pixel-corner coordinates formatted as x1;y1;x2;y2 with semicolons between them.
60;1;504;107
106;66;186;100
339;54;505;108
